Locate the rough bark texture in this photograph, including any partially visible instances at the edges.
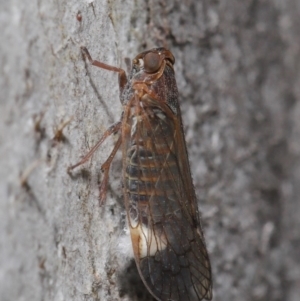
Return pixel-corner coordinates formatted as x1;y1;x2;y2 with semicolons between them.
1;1;299;301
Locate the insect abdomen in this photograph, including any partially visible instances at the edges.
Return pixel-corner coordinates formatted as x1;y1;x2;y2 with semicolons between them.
125;143;178;204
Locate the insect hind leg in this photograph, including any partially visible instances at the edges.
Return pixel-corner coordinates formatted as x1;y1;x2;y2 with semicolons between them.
68;121;122;204
68;121;121;172
99;135;122;205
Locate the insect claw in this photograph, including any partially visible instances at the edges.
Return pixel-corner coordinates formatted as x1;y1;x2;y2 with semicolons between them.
99;182;107;206
80;46;93;63
67;163;80;172
99;195;106;206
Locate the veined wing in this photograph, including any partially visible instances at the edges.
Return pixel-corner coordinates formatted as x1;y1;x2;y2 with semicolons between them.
122;96;212;301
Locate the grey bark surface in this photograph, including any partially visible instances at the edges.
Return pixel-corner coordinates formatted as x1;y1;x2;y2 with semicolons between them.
0;1;299;301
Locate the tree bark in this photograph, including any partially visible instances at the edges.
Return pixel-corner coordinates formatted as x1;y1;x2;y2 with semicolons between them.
1;1;299;301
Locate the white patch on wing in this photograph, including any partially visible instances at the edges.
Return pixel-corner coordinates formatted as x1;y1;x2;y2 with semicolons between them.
137;224;167;257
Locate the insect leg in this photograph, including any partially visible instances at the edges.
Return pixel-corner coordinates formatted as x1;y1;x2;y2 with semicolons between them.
81;46;128;95
99;135;122;205
68;121;121;172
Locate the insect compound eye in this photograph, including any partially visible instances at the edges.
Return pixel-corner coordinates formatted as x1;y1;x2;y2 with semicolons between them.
143;52;161;73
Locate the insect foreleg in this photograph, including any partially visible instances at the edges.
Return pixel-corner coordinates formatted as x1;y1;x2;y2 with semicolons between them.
68;121;121;172
81;46;128;95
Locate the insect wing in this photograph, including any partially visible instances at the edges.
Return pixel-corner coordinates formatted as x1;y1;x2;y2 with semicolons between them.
122;96;212;301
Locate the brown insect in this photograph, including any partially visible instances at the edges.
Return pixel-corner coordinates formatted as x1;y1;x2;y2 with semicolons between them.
69;47;212;301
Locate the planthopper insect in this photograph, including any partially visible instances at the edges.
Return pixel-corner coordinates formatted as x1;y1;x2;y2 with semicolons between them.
68;46;212;301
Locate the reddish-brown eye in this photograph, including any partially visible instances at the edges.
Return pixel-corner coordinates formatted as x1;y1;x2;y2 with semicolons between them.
143;52;161;73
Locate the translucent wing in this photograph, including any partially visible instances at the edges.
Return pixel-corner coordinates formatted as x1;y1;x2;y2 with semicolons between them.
122;95;212;301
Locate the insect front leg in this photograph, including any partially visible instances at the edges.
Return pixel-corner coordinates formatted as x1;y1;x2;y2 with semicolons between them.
81;46;128;96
